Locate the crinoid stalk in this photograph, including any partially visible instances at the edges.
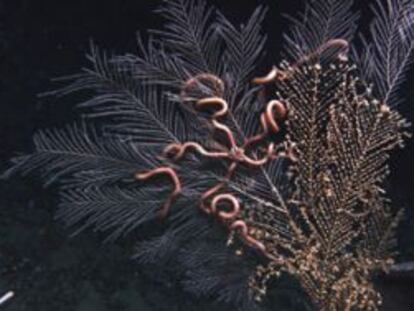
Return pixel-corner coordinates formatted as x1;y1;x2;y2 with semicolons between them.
4;0;413;310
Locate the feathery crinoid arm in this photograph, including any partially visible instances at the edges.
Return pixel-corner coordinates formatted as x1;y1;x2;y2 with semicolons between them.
282;0;359;62
3;123;152;188
215;6;268;101
353;0;414;106
114;0;268;101
49;43;192;144
153;0;223;75
2;122;187;238
4;1;285;307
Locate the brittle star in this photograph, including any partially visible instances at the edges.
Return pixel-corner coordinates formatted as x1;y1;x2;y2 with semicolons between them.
164;92;287;214
134;72;291;255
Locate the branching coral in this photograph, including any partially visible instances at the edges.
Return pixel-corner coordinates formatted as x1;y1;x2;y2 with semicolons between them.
247;57;409;310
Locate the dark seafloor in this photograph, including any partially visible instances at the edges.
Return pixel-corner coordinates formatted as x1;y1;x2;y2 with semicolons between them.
0;0;413;310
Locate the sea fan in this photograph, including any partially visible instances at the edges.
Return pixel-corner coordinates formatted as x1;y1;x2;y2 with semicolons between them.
3;0;413;310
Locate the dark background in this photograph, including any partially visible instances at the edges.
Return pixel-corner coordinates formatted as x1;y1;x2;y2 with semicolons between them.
0;0;413;310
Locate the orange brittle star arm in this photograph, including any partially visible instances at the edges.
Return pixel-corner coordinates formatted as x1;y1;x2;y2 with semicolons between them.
241;100;287;165
210;193;241;220
243;100;287;150
199;162;238;214
230;220;285;263
241;143;275;166
295;39;350;67
135;167;182;219
164;142;229;160
252;39;349;85
180;73;225;100
230;220;267;253
243;113;269;149
196;97;237;148
252;66;288;84
318;38;349;62
264;100;287;133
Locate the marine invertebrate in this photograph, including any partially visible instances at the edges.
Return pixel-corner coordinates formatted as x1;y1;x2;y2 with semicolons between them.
247;56;409;310
140;73;291;252
3;0;413;310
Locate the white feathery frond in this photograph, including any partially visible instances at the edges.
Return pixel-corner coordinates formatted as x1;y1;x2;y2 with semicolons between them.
353;0;414;106
282;0;359;62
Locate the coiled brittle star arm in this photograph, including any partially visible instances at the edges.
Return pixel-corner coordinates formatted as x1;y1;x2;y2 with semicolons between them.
211;194;274;258
210;193;241;220
241;143;275;166
240;100;288;165
253;39;350;85
252;66;288;84
173;85;288;214
264;100;287;133
210;193;282;261
230;219;288;263
135;167;182;219
164;142;229;160
180;73;225;100
196;96;237;148
230;220;267;253
243;113;270;149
